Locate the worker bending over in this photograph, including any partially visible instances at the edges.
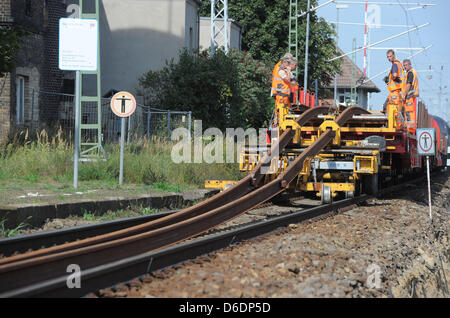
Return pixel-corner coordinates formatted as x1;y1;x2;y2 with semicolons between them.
271;54;294;125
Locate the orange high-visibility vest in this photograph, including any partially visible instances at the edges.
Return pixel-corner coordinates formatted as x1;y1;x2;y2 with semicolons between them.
406;68;419;98
388;59;406;92
271;62;291;98
271;61;281;96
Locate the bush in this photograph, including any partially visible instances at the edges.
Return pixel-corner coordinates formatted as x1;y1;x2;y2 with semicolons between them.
139;48;274;131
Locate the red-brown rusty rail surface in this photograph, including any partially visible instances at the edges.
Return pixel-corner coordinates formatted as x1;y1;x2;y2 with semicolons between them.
0;106;331;266
0;107;369;295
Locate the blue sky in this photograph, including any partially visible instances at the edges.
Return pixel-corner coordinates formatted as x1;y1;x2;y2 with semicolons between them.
315;0;449;121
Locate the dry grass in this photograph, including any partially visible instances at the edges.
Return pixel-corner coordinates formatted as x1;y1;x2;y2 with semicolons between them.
0;129;244;188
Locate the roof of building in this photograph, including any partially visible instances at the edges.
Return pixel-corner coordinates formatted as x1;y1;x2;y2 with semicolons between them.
324;49;381;93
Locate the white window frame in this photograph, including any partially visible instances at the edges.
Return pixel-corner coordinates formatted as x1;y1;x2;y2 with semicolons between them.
16;76;25;125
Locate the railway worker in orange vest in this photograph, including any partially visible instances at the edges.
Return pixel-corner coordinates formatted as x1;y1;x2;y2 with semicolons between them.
403;59;419;101
402;59;420;131
382;49;406;113
271;55;293;126
271;53;293;97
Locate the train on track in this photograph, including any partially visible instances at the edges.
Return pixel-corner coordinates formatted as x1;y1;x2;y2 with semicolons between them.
208;89;449;204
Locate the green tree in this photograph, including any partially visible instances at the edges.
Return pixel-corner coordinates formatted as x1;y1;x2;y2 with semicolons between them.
200;0;341;87
228;49;273;129
139;48;274;130
0;26;27;77
139;49;240;130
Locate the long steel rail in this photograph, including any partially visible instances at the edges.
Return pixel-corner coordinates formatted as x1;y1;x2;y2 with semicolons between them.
0;210;179;257
0;107;370;296
4;195;370;297
1;171;431;298
0;107;331;264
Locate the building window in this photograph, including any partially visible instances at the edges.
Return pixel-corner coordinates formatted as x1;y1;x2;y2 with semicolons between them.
25;0;32;17
189;27;193;51
16;76;25;125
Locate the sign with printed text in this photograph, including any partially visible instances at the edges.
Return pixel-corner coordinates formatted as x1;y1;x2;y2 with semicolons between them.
417;128;436;156
59;18;98;71
111;92;136;118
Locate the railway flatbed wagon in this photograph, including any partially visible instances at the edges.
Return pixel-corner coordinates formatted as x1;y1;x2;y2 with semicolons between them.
233;91;448;204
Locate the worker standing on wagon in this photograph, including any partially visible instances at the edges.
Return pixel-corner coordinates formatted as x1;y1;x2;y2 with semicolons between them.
271;55;293;126
402;59;420;131
382;49;406;113
271;53;293;97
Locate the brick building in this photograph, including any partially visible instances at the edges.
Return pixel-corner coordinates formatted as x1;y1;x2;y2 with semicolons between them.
0;0;66;144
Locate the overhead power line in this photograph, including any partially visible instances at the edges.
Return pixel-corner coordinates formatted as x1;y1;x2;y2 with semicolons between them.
334;1;436;6
358;45;432;86
328;23;429;62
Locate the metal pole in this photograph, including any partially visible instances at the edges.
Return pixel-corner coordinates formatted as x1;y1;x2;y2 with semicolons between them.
188;111;192;140
127;112;131;143
167;110;171;137
73;71;81;189
315;79;318;107
224;0;229;55
31;88;35;128
363;0;368;76
147;107;151;138
367;27;371;110
426;155;432;220
119;117;125;186
334;6;340;106
303;0;311;103
210;0;215;57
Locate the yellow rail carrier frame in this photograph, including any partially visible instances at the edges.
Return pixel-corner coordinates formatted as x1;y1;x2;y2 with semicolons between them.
207;95;408;202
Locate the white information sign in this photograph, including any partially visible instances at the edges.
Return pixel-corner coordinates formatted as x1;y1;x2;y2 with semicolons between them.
59;18;98;71
417;128;436;156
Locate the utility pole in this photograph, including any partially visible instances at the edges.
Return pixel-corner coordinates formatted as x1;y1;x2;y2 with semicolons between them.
303;0;311;103
210;0;229;57
351;38;358;105
289;0;299;77
334;4;349;106
363;0;368;76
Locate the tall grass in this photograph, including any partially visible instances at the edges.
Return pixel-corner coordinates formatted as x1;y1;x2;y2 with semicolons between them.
0;129;244;188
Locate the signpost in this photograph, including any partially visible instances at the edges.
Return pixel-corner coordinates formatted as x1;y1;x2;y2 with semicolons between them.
59;18;99;189
111;92;137;186
417;128;436;221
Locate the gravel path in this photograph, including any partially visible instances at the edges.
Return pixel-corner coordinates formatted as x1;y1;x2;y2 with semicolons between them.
95;172;450;298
